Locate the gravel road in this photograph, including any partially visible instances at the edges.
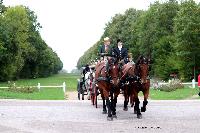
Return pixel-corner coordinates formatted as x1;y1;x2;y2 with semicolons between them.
0;99;200;133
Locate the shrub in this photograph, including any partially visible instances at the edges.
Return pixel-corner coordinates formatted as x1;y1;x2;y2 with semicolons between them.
7;81;38;93
157;79;184;92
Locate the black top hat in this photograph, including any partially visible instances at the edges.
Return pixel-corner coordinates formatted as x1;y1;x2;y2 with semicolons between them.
117;39;122;43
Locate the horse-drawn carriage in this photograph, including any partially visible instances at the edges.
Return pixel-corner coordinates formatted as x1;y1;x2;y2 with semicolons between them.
78;54;151;120
77;65;98;107
94;54;151;120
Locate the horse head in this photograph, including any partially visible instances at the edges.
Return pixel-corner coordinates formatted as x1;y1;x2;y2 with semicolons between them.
107;57;120;87
137;56;149;84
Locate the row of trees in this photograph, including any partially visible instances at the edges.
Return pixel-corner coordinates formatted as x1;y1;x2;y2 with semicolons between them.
77;0;200;81
0;1;63;81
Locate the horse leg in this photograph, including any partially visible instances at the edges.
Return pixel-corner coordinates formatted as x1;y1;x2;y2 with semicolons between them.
102;96;107;114
112;96;118;118
123;86;128;111
130;94;135;107
106;98;113;121
135;97;142;119
141;100;148;112
82;93;84;100
110;91;114;114
129;86;135;107
111;87;120;118
141;89;149;112
133;89;142;118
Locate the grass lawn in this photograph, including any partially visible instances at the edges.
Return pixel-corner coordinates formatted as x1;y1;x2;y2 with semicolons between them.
149;87;199;100
0;88;64;100
0;73;80;100
0;73;199;100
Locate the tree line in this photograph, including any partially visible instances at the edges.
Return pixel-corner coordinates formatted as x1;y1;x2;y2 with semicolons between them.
0;1;63;81
77;0;200;81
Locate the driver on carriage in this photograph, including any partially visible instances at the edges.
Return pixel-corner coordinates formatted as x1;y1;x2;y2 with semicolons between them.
98;37;113;73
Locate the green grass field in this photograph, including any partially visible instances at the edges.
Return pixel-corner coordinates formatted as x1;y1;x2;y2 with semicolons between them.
149;87;199;100
0;73;199;100
0;73;80;100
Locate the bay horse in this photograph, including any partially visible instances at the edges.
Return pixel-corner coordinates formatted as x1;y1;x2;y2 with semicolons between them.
120;62;136;111
131;55;150;118
122;55;150;119
95;56;120;121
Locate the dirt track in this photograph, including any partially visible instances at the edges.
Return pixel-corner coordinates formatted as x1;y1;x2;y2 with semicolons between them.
0;98;200;133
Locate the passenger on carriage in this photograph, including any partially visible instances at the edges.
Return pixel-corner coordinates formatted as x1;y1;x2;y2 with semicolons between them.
112;39;128;65
112;39;128;78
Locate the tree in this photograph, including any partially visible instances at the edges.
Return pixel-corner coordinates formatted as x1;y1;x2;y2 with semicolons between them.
174;0;200;80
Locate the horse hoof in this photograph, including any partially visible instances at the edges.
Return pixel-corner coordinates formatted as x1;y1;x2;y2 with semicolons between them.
141;107;146;112
123;108;128;111
107;116;113;121
112;115;117;119
137;114;142;119
102;110;107;114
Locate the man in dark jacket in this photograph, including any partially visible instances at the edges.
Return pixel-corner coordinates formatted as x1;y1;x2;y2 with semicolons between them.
113;39;128;64
98;37;113;72
99;37;112;56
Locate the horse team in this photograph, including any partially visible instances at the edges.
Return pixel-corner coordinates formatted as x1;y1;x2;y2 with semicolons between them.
78;55;150;121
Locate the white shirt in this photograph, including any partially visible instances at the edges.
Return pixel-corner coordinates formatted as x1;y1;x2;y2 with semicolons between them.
118;45;122;51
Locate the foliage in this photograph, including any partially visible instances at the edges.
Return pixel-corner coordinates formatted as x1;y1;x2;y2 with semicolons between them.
174;0;200;80
77;0;200;81
0;2;63;81
0;73;79;99
6;81;38;93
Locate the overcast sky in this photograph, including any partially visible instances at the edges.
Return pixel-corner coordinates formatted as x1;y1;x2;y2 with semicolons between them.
3;0;200;72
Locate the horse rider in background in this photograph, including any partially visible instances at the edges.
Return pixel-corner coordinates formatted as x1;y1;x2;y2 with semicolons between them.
81;64;90;82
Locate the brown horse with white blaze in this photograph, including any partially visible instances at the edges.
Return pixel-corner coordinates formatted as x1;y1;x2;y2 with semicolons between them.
95;57;120;121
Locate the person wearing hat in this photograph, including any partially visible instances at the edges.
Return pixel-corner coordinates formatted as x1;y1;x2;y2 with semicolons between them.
99;37;112;56
98;37;113;72
113;39;128;64
112;39;128;79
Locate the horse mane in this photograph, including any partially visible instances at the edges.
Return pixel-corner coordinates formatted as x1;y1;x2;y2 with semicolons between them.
121;62;135;80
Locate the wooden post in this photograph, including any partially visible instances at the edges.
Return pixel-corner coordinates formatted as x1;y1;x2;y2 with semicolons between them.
192;79;195;88
37;83;41;91
63;82;66;93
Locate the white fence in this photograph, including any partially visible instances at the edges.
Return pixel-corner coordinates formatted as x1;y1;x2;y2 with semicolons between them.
152;79;198;89
0;82;66;93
